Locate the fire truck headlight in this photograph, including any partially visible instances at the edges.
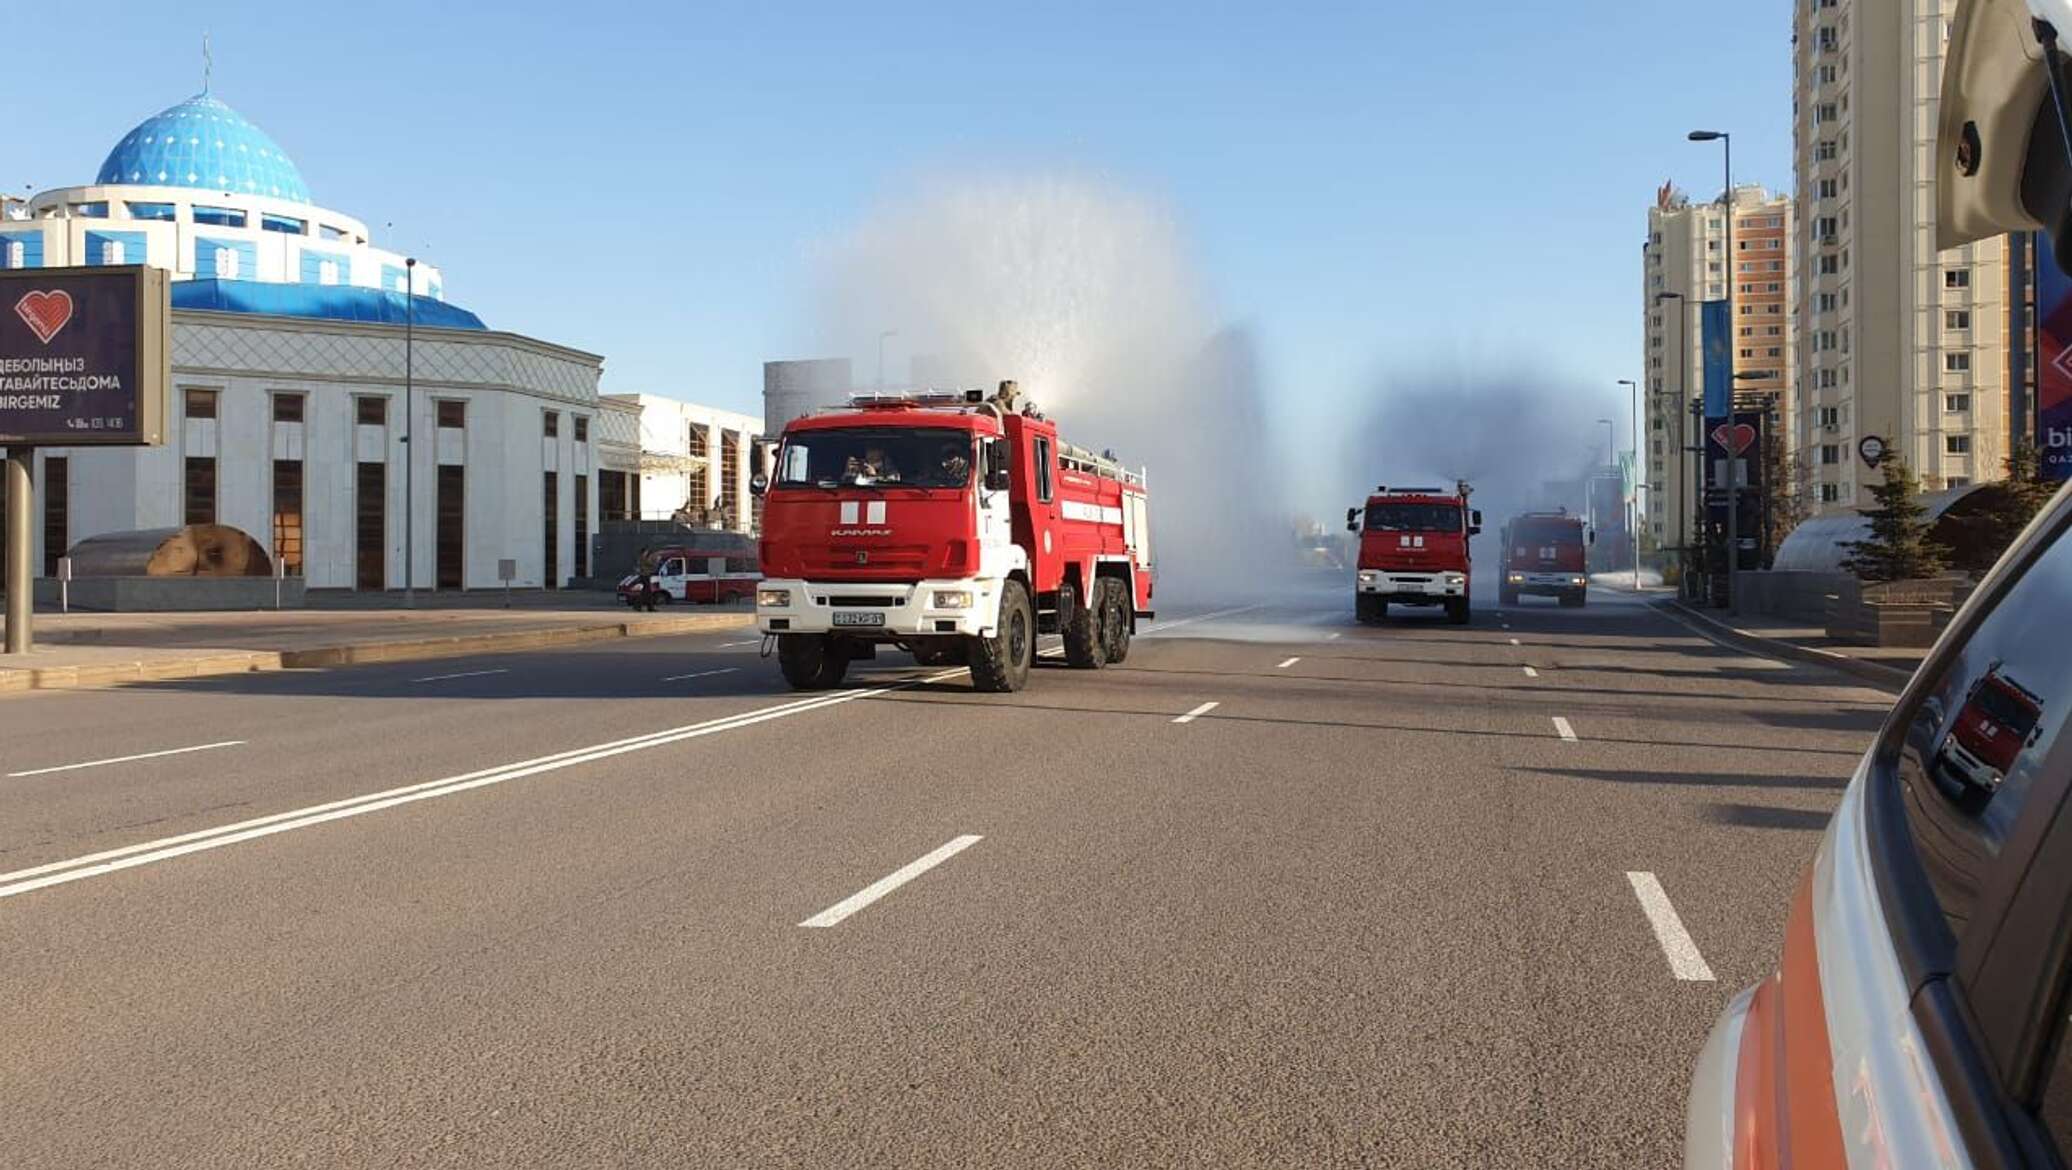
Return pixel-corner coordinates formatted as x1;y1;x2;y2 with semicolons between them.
1570;575;1587;586
1506;572;1525;584
931;590;974;609
1443;573;1466;587
756;588;792;608
1357;571;1378;584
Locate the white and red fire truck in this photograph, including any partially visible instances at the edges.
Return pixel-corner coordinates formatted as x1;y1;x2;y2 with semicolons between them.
1345;482;1481;625
752;383;1154;693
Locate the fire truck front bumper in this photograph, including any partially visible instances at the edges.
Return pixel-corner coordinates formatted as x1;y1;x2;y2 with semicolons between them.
1357;570;1468;601
1504;571;1588;597
754;578;1000;639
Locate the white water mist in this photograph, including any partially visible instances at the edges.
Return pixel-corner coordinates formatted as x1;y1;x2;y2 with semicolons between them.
810;172;1289;604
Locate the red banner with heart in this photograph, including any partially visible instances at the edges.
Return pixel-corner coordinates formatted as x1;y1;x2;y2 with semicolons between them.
1711;422;1757;456
14;289;74;345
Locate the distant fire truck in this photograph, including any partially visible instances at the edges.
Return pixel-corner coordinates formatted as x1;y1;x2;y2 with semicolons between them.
1497;510;1590;607
753;382;1154;693
1346;483;1480;624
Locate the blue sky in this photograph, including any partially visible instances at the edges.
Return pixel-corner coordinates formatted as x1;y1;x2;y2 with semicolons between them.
12;1;1795;436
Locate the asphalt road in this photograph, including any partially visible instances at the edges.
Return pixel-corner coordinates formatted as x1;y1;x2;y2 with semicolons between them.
0;586;1892;1168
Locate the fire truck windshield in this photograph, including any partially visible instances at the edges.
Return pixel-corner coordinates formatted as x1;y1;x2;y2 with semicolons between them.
1513;520;1583;547
1365;502;1460;533
776;427;974;490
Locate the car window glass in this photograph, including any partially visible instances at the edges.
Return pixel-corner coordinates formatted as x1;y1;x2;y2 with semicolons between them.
1035;437;1053;502
1893;523;2072;940
661;558;684;576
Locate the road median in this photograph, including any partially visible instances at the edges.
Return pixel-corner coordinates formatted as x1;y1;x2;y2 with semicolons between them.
0;612;754;696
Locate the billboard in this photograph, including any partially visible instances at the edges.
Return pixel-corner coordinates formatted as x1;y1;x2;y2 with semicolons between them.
1700;299;1731;421
1704;409;1764;570
2039;233;2072;481
0;266;169;446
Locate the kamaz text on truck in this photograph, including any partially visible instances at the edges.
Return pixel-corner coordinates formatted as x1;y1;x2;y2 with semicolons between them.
752;382;1153;693
1497;510;1589;607
1345;484;1480;625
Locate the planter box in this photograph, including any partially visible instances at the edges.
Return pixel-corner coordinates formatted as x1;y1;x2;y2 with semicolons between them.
1825;576;1964;647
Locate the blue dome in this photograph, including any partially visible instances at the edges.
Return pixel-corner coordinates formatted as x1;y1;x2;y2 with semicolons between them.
95;93;311;204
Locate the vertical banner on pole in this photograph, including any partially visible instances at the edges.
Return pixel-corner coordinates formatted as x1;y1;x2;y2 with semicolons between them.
2038;232;2072;481
1700;299;1732;423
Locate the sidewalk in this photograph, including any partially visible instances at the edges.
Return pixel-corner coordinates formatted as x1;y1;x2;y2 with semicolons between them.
1657;599;1922;691
0;602;755;696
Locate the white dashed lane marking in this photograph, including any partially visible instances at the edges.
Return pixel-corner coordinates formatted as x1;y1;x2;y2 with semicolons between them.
1173;701;1220;725
1626;871;1716;981
1552;716;1578;741
799;835;984;928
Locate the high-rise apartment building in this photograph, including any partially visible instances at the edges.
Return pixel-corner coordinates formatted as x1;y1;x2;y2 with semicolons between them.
1640;185;1794;553
1795;0;2010;512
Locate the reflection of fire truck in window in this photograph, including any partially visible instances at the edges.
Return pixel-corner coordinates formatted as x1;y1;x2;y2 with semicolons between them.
754;382;1154;693
1934;663;2045;795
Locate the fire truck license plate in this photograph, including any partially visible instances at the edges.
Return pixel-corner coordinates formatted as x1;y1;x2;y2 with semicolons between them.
833;611;885;627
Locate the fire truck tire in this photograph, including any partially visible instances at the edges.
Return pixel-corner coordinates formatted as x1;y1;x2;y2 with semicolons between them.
1355;595;1382;624
969;580;1034;692
777;633;849;690
1100;579;1132;664
1560;590;1587;608
1446;597;1470;625
1498;585;1518;606
1063;583;1106;669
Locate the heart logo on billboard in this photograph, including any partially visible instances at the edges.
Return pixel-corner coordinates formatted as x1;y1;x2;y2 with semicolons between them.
14;289;74;345
1711;423;1757;455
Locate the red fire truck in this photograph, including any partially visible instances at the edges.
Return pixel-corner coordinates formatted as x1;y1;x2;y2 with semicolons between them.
1497;510;1590;607
752;383;1154;693
1345;484;1480;625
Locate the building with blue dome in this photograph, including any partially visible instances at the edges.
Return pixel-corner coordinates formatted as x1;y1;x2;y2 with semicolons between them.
1;92;445;304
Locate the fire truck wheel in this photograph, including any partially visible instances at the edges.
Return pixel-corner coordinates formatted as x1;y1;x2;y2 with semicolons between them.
1498;586;1518;606
1063;582;1107;669
1355;595;1381;624
1101;579;1132;664
1446;597;1470;625
777;633;849;690
1560;590;1587;608
969;580;1034;692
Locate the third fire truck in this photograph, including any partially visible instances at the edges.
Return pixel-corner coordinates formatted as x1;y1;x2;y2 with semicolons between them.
753;382;1153;693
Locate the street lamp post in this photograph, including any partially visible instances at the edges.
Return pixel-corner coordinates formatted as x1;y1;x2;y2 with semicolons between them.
1618;378;1640;590
1689;129;1735;610
1655;291;1688;592
404;256;416;607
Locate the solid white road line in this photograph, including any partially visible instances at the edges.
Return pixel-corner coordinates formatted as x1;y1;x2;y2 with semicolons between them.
0;677;967;902
1276;657;1300;669
718;640;761;648
661;668;738;682
411;668;509;684
6;740;247;779
1552;716;1578;741
1625;871;1717;981
1173;701;1220;724
798;835;984;928
1522;666;1539;678
1144;604;1265;634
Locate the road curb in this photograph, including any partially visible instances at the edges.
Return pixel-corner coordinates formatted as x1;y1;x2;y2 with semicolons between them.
0;612;754;696
1655;600;1913;692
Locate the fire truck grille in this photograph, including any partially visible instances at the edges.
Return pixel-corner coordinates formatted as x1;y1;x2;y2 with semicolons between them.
808;547;931;574
826;595;904;608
